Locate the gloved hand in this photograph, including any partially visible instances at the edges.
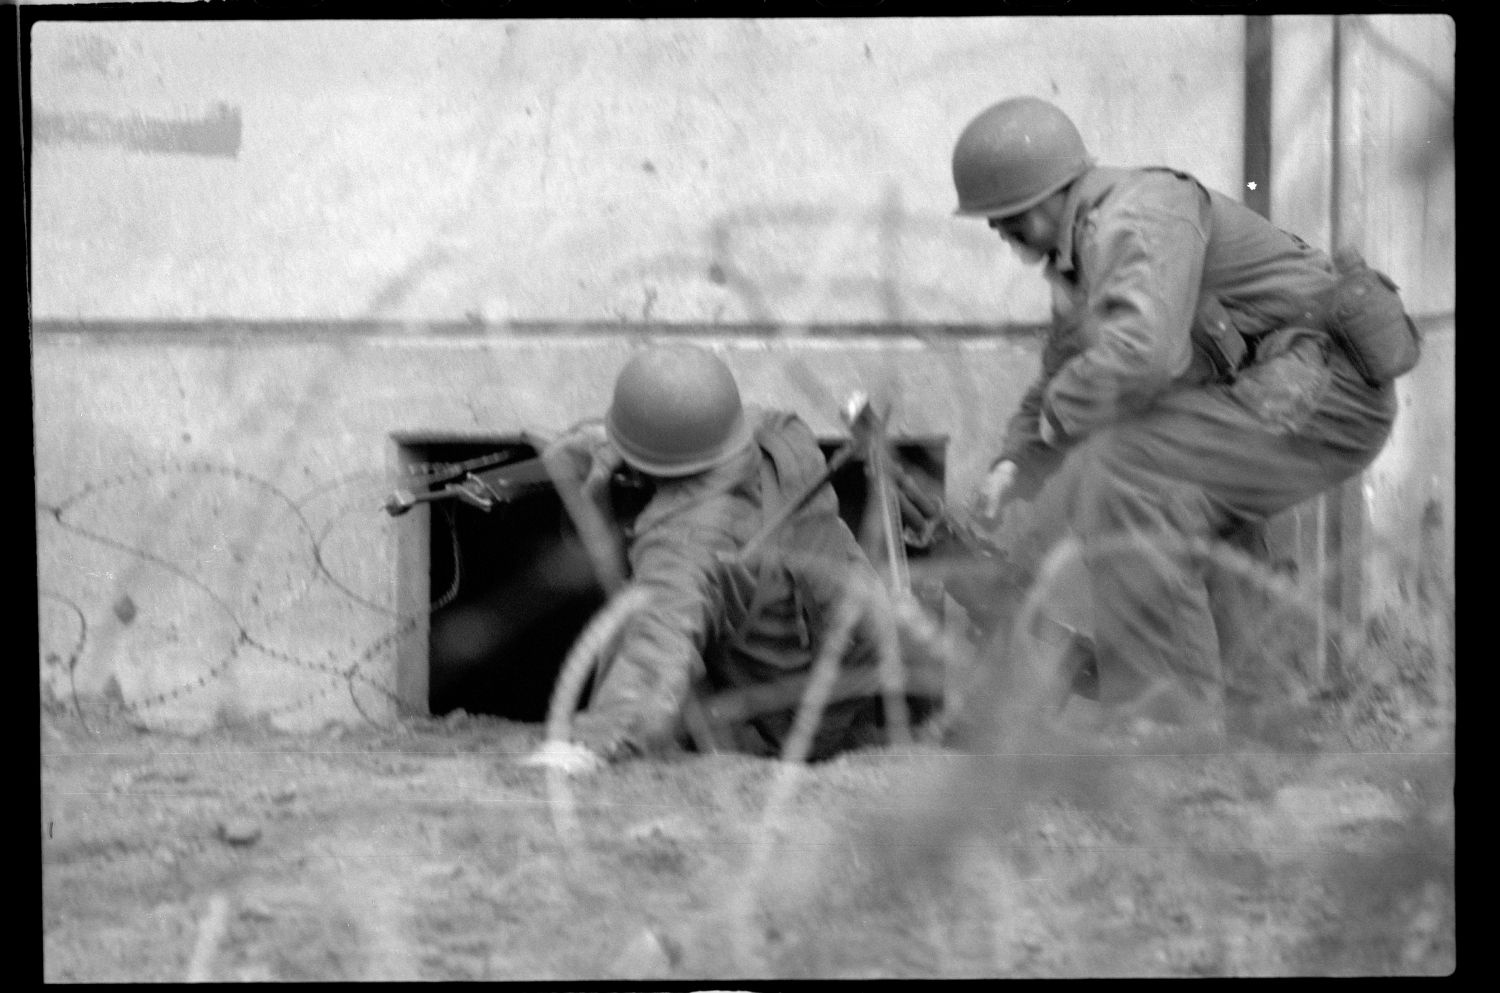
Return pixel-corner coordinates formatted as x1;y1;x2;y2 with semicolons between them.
970;459;1018;527
569;710;641;764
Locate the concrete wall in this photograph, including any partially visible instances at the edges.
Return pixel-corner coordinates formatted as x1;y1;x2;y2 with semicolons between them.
1269;14;1455;620
31;16;1253;731
34;330;1039;732
30;17;1246;324
32;15;1453;732
1339;15;1456;616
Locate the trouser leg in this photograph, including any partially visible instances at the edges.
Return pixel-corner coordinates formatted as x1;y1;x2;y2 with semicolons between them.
1009;342;1395;719
1207;517;1314;702
1071;447;1225;716
1208;519;1272;677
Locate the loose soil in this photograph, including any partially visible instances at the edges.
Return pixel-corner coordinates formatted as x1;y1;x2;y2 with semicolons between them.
42;630;1454;981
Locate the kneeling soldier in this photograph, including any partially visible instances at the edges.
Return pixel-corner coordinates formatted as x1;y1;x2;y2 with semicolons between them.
543;343;943;767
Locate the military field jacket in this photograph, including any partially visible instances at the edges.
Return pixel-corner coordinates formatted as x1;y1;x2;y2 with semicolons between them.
997;166;1340;466
568;408;882;751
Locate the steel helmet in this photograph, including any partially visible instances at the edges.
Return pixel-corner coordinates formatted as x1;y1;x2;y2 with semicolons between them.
951;97;1093;218
605;344;755;477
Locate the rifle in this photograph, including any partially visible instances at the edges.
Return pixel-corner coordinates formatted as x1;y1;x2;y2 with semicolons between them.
383;435;649;518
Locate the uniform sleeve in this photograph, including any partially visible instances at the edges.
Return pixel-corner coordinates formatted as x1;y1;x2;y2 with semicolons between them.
577;510;737;751
1040;176;1208;441
997;360;1059;466
996;270;1092;467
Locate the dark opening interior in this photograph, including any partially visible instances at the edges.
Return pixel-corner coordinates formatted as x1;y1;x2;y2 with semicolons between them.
418;440;610;721
417;437;946;722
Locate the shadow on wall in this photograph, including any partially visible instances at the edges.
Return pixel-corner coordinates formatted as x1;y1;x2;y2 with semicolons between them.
33;11;1455;729
588;191;1032;328
33;102;244;159
33;188;1031;733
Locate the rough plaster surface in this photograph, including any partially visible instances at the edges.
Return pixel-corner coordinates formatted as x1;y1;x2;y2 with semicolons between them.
1363;321;1455;615
30;17;1244;323
29;15;1454;731
1266;14;1454;615
34;331;1040;732
1336;16;1456;610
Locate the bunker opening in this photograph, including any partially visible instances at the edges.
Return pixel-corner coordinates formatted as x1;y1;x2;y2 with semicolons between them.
396;436;947;722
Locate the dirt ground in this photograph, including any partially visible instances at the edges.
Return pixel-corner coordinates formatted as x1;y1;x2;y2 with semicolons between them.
42;619;1455;982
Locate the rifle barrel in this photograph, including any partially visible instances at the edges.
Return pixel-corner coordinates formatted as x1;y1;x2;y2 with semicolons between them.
383;455;562;516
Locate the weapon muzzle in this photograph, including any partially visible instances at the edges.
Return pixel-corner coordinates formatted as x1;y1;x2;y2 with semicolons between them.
384;489;419;516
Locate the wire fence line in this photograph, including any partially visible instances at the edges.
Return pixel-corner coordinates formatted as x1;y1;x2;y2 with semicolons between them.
37;459;461;729
35;422;1452;733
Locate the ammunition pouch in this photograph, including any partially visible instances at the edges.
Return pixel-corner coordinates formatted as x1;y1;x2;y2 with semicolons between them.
1189;293;1249;384
1321;247;1422;386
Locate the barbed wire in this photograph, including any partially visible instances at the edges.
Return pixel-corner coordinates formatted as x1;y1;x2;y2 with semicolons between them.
39;589;91;732
36;442;1452;980
38;458;485;730
37;443;1451;745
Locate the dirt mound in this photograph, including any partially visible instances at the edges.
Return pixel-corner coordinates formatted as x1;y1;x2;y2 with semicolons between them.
44;653;1453;981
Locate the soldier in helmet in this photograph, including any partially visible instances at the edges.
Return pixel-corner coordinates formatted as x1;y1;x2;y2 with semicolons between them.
948;96;1406;733
538;343;942;768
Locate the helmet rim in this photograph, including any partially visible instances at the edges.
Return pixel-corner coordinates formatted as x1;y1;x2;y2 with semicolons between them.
951;97;1092;220
606;403;754;478
604;344;756;478
952;158;1092;219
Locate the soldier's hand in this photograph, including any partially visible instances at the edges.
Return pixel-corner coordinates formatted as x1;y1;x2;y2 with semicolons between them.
542;422;607;485
1039;414;1059;448
971;460;1018;526
583;443;624;503
519;739;606;776
569;711;641;764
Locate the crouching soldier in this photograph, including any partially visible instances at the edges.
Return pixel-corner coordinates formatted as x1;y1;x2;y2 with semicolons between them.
946;96;1410;733
536;343;944;769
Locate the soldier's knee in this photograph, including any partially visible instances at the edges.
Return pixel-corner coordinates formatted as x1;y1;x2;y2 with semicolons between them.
1069;431;1211;541
1065;430;1137;523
